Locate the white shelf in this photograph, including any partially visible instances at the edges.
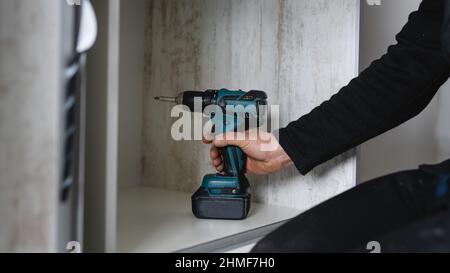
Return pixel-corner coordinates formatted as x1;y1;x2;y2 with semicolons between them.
117;186;302;253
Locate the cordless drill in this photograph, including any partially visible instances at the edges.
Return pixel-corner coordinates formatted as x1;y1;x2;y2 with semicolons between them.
155;89;267;220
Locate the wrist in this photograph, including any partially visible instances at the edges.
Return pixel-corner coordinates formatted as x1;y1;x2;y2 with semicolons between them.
275;145;293;169
267;134;293;170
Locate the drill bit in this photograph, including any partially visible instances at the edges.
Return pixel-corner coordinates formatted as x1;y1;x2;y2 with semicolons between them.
154;96;177;103
154;93;185;104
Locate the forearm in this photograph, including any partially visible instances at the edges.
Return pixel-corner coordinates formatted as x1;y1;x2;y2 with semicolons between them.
279;0;450;175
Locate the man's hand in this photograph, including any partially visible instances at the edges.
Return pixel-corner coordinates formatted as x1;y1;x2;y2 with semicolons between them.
204;130;293;175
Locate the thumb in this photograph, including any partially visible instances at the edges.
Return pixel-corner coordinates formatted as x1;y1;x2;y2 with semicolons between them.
213;132;249;148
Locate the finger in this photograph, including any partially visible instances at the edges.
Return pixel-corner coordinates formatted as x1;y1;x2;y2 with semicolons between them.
203;133;214;144
213;132;248;148
212;158;222;167
210;146;220;160
216;164;224;172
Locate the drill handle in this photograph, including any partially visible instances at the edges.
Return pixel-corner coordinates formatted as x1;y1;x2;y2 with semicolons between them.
219;146;247;177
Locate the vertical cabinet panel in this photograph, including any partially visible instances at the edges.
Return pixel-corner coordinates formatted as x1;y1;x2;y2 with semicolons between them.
0;0;63;252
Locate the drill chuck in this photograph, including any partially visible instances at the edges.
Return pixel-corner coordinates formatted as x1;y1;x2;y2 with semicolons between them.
155;90;216;112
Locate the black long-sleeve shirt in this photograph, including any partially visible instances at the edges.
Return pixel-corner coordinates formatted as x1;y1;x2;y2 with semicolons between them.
279;0;450;175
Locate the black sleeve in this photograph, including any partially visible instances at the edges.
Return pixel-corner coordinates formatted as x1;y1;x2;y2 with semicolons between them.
279;0;450;175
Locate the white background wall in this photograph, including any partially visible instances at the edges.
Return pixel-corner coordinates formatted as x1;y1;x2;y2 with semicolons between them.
117;0;148;188
358;0;450;182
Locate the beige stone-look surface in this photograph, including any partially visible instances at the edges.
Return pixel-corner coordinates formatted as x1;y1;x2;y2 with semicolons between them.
0;0;61;252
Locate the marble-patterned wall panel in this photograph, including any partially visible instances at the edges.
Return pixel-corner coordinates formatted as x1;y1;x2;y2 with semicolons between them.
142;0;358;210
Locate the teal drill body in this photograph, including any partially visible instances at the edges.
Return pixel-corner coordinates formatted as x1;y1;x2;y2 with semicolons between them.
155;88;267;220
203;89;250;193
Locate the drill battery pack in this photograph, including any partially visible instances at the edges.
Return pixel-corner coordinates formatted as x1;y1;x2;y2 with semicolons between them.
191;187;251;220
